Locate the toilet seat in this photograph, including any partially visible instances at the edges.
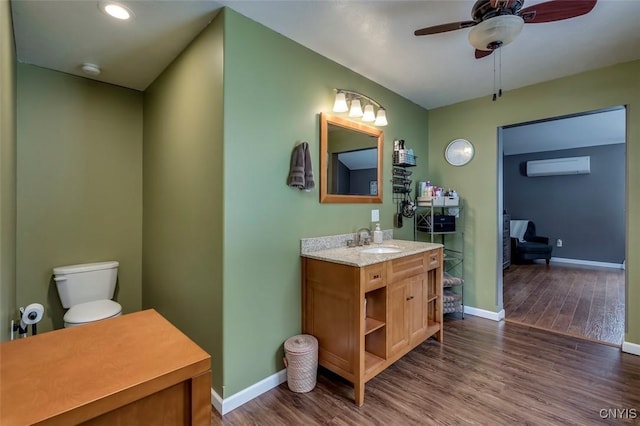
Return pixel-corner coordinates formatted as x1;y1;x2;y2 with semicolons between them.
63;299;122;327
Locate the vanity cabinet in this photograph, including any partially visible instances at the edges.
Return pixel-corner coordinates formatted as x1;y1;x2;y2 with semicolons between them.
301;248;443;406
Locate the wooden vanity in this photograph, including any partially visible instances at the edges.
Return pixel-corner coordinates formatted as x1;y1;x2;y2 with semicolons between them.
0;309;211;425
301;240;443;405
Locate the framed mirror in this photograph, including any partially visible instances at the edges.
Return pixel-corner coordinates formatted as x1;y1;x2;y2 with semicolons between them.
320;113;383;203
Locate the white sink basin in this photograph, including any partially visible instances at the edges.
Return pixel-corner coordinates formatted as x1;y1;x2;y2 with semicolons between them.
360;246;402;254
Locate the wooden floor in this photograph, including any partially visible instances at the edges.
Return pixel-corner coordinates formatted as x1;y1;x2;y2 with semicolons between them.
212;316;640;425
503;263;625;346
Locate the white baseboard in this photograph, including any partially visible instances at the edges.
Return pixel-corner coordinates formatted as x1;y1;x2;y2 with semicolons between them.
212;306;503;414
622;341;640;356
211;369;287;415
463;305;505;321
538;257;625;269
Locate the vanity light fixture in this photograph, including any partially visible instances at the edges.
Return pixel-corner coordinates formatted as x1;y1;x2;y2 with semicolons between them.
332;92;348;112
332;89;388;126
348;99;363;118
99;1;135;20
362;105;376;122
374;109;388;127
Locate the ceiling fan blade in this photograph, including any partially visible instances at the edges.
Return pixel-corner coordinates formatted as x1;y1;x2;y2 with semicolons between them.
519;0;597;23
414;21;476;36
475;49;494;59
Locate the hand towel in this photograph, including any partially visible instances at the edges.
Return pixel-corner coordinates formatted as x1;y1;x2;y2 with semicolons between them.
303;142;315;191
287;142;314;191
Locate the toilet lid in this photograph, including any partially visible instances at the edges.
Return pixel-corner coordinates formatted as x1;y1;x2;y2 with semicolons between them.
64;300;122;324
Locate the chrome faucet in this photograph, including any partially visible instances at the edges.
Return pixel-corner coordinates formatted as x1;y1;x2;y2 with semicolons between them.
355;228;372;246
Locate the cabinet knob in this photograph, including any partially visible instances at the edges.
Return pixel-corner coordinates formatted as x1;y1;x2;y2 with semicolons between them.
406;296;414;301
373;274;380;279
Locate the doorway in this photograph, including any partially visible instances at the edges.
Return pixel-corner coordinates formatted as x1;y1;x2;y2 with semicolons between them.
497;107;627;346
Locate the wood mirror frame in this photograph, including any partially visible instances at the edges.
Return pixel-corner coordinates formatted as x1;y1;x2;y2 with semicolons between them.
319;113;384;204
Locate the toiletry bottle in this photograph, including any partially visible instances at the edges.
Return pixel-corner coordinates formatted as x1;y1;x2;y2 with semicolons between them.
425;181;433;200
373;223;383;244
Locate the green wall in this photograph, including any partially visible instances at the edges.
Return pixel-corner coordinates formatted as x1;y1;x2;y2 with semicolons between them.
0;0;17;341
428;60;640;345
221;9;428;396
16;65;143;331
142;14;224;393
142;7;429;398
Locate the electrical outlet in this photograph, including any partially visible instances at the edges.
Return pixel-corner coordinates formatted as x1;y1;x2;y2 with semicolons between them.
371;209;380;222
557;239;563;247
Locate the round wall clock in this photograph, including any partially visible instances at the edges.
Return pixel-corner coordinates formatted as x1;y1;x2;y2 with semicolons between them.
445;139;474;166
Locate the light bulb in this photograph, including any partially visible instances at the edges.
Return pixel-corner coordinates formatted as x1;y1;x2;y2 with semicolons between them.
374;109;388;126
349;99;363;117
333;92;348;112
362;105;376;122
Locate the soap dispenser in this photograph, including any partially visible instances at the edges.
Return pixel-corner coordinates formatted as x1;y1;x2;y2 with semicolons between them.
373;223;383;244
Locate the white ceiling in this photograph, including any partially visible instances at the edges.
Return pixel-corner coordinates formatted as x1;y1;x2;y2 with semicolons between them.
502;108;626;155
11;0;640;110
339;148;378;170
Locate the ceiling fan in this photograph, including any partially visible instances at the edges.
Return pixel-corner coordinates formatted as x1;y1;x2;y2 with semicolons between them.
414;0;597;59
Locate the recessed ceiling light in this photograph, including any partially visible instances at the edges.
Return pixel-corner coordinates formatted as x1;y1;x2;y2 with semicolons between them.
99;1;134;20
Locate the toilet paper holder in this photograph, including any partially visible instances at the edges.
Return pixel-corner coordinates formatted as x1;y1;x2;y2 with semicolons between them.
12;303;44;339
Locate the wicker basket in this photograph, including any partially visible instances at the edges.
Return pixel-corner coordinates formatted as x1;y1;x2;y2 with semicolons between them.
283;334;318;393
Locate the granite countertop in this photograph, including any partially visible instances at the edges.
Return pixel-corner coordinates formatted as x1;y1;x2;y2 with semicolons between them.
301;239;443;267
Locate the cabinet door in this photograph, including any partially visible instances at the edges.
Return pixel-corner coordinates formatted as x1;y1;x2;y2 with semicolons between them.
388;274;426;355
407;274;426;345
387;280;409;356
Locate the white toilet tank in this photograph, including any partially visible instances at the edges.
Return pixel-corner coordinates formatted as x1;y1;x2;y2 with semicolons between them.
53;261;119;308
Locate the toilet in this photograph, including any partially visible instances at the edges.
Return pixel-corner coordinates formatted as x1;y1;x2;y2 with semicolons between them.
53;261;122;327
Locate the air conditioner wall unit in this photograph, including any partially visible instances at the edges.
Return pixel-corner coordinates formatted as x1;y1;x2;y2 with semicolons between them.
526;156;591;177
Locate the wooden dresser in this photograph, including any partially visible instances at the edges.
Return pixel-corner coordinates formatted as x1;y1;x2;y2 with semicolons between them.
0;309;211;426
503;214;511;269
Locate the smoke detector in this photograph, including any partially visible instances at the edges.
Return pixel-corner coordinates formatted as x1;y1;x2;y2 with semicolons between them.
81;63;101;76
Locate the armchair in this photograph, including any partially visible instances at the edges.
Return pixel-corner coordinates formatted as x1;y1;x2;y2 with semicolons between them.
511;221;553;265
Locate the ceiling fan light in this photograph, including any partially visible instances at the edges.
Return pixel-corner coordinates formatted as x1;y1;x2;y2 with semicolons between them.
468;15;524;50
333;91;348;112
374;109;388;126
362;105;376;122
349;99;363;117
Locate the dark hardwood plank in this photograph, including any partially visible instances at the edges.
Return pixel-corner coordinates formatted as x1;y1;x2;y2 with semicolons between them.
535;274;569;329
520;279;555;324
567;273;596;336
212;316;640;425
504;272;547;321
550;276;584;333
585;271;607;341
601;273;625;345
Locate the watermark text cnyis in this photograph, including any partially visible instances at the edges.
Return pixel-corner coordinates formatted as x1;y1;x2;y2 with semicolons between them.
599;408;638;420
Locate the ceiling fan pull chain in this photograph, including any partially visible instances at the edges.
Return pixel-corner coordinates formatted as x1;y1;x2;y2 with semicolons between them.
492;49;497;101
499;47;503;98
